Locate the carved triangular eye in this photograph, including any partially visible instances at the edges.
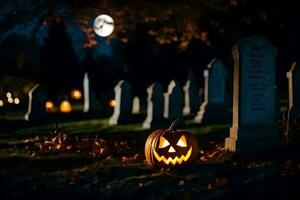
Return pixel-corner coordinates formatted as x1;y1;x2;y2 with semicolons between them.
159;136;170;148
177;135;187;147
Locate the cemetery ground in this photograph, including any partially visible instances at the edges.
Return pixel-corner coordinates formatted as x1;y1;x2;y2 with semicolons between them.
1;107;300;199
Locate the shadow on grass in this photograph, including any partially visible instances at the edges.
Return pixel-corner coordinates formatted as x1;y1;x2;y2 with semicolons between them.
0;154;94;173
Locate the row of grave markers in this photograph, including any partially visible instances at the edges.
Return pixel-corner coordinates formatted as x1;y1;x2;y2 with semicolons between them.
24;58;226;127
24;36;300;154
107;79;204;127
108;58;228;128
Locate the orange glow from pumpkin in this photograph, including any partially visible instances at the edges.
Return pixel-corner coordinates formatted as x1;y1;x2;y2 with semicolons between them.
153;147;192;165
60;100;72;113
109;99;116;108
71;89;82;100
45;101;54;112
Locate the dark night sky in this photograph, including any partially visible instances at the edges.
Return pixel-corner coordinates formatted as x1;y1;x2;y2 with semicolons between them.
0;0;299;97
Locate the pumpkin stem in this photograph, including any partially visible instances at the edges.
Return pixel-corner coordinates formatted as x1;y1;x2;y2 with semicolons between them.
168;119;181;131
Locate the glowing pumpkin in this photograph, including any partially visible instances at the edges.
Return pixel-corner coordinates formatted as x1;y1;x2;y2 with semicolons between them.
70;89;82;100
45;100;55;112
145;120;198;168
60;100;72;113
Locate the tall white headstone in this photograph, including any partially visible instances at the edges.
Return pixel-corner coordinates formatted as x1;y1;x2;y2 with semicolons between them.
194;58;228;124
109;80;133;125
83;73;97;113
225;36;280;154
25;84;47;121
143;83;165;129
132;96;140;114
164;80;184;122
287;62;300;120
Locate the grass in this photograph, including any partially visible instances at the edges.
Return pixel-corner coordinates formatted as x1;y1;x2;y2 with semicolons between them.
0;109;231;172
2;108;297;199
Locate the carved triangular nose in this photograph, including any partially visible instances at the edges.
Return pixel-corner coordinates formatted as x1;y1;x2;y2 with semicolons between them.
168;146;176;153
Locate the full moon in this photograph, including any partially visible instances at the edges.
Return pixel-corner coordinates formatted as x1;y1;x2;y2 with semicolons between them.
93;14;114;37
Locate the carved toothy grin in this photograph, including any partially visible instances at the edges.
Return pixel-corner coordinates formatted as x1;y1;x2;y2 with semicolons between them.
153;147;192;165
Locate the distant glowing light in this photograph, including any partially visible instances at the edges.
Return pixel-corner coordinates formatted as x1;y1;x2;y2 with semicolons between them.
109;99;116;108
8;97;14;104
93;14;114;37
45;101;54;112
14;98;20;105
71;89;82;100
0;100;3;107
6;92;12;98
60;100;72;113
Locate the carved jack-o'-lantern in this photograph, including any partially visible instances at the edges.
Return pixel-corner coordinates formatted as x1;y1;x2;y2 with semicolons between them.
145;120;198;168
